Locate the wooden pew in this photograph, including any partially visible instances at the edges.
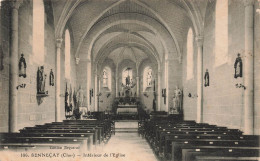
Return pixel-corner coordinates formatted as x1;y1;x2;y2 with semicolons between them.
0;119;113;152
194;149;260;161
141;119;259;161
19;128;101;144
40;120;113;143
151;129;243;154
0;132;94;150
183;146;260;161
0;136;88;152
155;128;242;154
163;134;260;156
43;122;111;142
170;139;259;161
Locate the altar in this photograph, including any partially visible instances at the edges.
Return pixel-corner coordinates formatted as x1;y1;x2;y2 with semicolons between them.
113;97;140;116
117;104;138;115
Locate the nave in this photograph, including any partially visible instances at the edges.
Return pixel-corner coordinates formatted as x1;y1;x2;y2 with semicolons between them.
0;0;260;160
0;117;158;161
1;113;260;161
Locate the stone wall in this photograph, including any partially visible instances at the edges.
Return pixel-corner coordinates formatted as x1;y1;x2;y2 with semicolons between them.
202;0;245;131
254;1;260;135
98;59;116;112
0;0;75;132
139;59;157;112
15;0;56;130
182;0;260;134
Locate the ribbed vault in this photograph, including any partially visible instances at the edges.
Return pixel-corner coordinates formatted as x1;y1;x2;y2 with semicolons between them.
52;0;206;67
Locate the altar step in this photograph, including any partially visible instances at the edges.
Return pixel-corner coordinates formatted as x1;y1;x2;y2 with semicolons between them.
115;128;138;133
114;120;138;133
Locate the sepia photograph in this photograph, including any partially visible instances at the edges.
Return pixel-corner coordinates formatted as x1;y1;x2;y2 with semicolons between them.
0;0;260;160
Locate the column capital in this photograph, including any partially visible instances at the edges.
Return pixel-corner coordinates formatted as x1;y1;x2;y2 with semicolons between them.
195;36;204;47
244;0;255;7
10;0;23;10
56;39;63;48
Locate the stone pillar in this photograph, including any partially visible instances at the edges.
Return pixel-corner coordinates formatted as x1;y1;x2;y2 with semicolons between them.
9;0;23;132
165;59;169;111
244;0;255;135
55;39;63;122
94;72;98;111
196;36;203;123
86;59;91;109
115;64;118;97
157;71;161;111
136;77;139;96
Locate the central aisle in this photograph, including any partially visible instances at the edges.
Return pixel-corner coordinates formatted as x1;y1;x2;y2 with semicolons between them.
102;132;158;161
83;120;158;161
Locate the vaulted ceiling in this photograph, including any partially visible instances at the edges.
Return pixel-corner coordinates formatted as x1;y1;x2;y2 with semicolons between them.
51;0;208;68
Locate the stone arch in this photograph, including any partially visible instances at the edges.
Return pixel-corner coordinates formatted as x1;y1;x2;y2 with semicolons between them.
94;32;159;62
76;14;178;63
181;0;204;36
55;0;203;52
96;42;159;71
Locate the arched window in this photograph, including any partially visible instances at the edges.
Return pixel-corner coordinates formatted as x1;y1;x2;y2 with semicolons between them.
122;67;133;86
186;28;194;80
103;67;111;90
65;29;71;79
33;0;44;64
215;0;228;66
143;67;152;91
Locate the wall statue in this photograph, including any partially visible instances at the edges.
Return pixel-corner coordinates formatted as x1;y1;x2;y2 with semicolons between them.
76;85;84;108
65;83;71;113
19;53;27;78
49;69;54;86
37;66;47;94
234;53;242;78
172;86;183;113
204;69;209;87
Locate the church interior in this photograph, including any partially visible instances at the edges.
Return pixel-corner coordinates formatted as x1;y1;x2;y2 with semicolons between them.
0;0;260;160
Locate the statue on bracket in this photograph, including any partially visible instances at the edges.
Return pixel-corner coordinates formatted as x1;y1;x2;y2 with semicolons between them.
234;53;242;78
49;69;54;86
37;66;47;94
65;83;71;115
19;53;27;78
172;86;183;114
204;69;209;87
76;85;84;108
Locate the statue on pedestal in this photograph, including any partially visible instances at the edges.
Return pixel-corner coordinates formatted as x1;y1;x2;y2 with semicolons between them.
172;86;182;113
19;53;27;78
37;66;47;94
204;69;209;87
76;85;84;108
234;53;242;78
49;69;54;86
